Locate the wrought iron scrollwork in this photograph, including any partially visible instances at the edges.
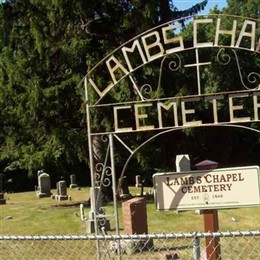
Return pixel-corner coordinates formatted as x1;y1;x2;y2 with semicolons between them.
140;83;153;99
100;134;109;143
217;48;260;90
95;163;112;187
217;48;231;65
93;134;112;188
139;54;182;100
168;54;182;72
96;207;107;228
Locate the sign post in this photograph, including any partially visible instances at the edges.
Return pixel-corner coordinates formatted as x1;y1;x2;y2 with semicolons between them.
203;209;220;259
195;160;220;260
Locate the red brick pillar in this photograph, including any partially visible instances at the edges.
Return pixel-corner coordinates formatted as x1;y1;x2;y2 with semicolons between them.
195;160;221;260
122;197;148;234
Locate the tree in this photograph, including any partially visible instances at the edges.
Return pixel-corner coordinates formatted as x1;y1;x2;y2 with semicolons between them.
0;0;209;192
0;0;92;188
225;0;260;19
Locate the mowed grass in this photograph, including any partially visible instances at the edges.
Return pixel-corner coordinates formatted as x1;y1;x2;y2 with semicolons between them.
0;188;89;235
1;186;260;235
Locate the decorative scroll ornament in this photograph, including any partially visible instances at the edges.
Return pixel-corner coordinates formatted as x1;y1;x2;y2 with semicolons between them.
217;48;260;90
139;83;153;100
96;207;107;226
139;54;182;100
217;48;231;65
101;134;109;143
95;163;112;187
167;54;182;72
94;134;112;187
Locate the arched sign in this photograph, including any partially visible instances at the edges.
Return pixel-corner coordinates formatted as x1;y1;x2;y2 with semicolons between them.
86;14;260;135
84;14;260;234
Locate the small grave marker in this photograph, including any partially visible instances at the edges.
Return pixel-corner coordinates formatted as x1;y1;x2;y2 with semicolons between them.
69;174;78;188
118;176;132;199
135;175;142;187
55;180;69;201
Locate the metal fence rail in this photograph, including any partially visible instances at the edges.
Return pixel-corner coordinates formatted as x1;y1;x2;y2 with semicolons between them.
1;231;260;260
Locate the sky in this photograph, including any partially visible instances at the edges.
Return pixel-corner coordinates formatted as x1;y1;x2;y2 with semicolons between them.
174;0;228;14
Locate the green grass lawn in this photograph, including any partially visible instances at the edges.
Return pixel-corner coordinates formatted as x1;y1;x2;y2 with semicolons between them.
0;188;89;235
1;187;260;235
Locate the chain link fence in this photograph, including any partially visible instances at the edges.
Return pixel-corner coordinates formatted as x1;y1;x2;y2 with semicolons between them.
1;231;260;259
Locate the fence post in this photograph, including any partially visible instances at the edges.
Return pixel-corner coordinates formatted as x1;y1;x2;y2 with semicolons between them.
193;236;200;260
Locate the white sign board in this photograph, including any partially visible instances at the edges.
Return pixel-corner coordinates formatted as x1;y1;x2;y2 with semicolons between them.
153;166;260;210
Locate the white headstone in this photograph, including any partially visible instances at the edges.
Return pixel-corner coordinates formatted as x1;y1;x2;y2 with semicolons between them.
175;154;191;172
175;154;191;214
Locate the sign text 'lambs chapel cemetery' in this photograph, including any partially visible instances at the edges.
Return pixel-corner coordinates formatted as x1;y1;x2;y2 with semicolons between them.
153;166;260;210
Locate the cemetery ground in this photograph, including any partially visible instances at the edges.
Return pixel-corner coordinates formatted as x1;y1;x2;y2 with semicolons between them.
1;186;260;235
1;187;260;259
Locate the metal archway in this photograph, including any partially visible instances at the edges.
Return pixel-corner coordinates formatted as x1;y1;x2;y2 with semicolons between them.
83;13;260;241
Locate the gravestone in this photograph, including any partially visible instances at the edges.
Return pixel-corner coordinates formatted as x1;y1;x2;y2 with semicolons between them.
121;197;152;254
175;154;191;172
118;176;132;199
135;175;144;196
0;174;6;204
122;197;148;234
135;175;142;187
36;172;52;198
69;174;78;188
56;180;69;201
6;178;14;193
175;154;191;214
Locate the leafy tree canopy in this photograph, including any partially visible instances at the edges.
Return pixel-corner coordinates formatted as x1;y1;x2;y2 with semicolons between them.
1;0;234;191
